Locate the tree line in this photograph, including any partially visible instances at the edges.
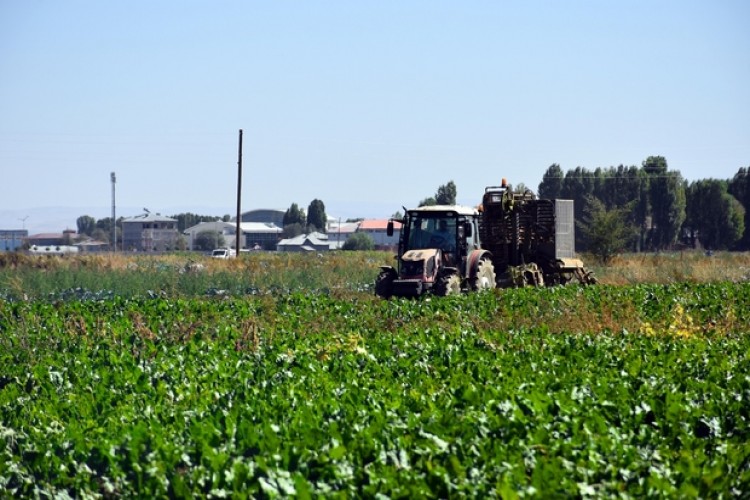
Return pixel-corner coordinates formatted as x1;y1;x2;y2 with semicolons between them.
70;157;749;258
538;156;749;261
282;198;379;250
281;199;327;239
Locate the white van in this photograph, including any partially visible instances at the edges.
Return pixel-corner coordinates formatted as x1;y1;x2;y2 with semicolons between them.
211;248;236;259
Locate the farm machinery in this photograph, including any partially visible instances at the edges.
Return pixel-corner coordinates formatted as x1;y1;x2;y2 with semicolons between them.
374;179;596;298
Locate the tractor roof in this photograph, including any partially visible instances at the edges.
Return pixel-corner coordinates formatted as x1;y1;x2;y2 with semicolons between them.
408;205;479;216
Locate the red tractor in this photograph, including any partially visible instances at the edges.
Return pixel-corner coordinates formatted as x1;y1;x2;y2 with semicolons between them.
375;205;496;298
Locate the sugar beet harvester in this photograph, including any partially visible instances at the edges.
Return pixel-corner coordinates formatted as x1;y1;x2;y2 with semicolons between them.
375;180;596;298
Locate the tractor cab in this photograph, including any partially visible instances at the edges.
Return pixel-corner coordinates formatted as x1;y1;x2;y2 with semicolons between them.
404;214;457;257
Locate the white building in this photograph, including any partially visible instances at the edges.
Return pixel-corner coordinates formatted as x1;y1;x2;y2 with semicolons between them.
183;221;282;251
238;222;283;250
183;221;238;250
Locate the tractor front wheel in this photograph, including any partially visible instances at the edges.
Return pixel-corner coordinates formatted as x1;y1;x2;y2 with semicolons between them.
435;273;462;296
375;269;396;298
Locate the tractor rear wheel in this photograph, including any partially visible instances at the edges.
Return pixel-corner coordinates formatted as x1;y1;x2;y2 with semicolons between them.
435;273;461;296
472;258;496;291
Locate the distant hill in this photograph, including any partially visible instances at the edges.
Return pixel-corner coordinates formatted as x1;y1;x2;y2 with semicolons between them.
0;207;122;235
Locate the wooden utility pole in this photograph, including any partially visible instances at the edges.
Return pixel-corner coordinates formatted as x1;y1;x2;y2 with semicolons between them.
235;129;243;256
110;172;116;252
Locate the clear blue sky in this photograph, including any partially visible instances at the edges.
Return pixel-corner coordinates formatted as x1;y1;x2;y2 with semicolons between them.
1;1;748;232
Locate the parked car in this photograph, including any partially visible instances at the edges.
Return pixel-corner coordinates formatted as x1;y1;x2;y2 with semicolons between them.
211;248;236;259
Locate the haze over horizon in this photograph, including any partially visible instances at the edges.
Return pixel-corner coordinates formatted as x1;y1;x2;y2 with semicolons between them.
2;1;748;234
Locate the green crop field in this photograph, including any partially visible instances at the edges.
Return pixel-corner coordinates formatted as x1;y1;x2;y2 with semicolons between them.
1;253;750;497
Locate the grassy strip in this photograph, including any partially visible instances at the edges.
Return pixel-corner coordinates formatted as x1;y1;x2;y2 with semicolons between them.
2;250;750;300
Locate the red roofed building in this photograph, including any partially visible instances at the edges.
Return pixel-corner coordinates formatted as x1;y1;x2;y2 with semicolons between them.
26;229;78;246
357;219;402;249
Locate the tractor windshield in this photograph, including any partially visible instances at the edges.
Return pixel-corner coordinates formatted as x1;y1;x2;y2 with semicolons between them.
405;215;457;253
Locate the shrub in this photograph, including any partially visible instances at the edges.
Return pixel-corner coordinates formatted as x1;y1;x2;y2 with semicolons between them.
342;232;374;251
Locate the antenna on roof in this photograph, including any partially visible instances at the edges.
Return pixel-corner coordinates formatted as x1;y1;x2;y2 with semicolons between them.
143;208;150;214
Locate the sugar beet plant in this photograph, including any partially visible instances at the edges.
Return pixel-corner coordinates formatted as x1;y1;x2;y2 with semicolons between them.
1;283;749;497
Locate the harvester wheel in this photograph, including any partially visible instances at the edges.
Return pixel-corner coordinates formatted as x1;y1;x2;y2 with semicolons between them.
472;258;497;291
375;269;396;298
435;273;462;296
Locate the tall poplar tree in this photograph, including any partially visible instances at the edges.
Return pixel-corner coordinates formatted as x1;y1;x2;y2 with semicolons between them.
538;164;564;200
643;156;685;250
686;179;744;250
306;199;327;233
435;181;457;205
729;167;750;250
